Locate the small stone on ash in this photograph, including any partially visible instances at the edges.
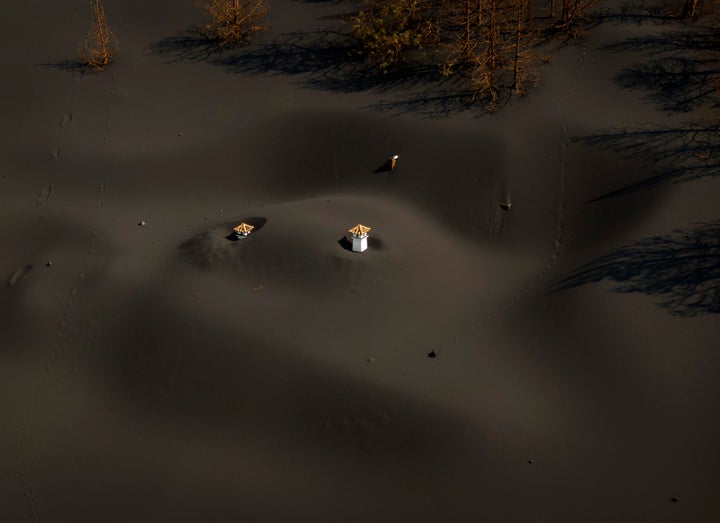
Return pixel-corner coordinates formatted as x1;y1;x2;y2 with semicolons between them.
138;220;146;227
528;459;534;464
427;349;437;358
366;357;375;364
671;497;679;503
45;261;53;267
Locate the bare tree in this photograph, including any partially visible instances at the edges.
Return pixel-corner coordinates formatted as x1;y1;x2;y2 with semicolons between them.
80;0;118;70
197;0;269;47
350;0;548;110
441;0;479;74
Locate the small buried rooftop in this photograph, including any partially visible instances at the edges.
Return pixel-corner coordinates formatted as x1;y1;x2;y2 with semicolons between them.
348;224;371;236
233;223;255;235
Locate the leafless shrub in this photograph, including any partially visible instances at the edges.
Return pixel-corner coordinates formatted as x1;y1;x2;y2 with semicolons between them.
197;0;270;47
80;0;118;70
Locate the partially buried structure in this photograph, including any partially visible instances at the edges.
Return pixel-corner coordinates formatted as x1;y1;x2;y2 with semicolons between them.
233;223;254;238
348;224;371;253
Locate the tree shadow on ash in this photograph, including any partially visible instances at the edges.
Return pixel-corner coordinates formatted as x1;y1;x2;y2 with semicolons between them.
550;220;720;316
574;121;720;200
572;23;720;200
592;0;682;26
147;26;228;63
36;59;100;75
150;26;480;117
602;27;720;113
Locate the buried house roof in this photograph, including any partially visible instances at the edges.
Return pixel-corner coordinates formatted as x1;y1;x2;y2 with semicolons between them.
348;224;371;236
233;223;255;234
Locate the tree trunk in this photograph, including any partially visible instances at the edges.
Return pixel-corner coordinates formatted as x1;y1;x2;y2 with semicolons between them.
680;0;699;18
486;0;498;106
466;1;473;62
513;0;523;94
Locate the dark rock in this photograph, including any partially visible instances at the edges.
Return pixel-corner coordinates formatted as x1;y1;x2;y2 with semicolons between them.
427;350;437;358
671;497;679;503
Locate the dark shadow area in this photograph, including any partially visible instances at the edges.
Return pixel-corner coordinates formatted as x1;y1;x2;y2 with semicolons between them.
603;27;720;113
368;236;385;250
574;121;720;200
593;0;680;25
216;30;436;91
36;60;94;74
551;220;720;316
147;26;229;63
374;157;395;173
368;85;485;119
100;290;479;469
149;24;483;118
337;236;353;251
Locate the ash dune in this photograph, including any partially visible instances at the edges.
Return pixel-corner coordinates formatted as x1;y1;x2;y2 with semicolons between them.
166;195;484;362
2;0;720;522
177;195;478;289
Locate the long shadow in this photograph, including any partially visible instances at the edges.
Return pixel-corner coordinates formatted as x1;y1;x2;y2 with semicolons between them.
148;24;484;117
216;30;442;92
369;84;487;119
572;20;720;200
592;0;681;25
574;121;720;200
551;220;720;316
147;26;227;63
36;59;97;75
216;30;491;117
603;27;720;113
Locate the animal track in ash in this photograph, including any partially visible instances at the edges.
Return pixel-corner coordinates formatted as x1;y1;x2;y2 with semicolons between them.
451;46;589;345
37;184;52;205
61;112;72;129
